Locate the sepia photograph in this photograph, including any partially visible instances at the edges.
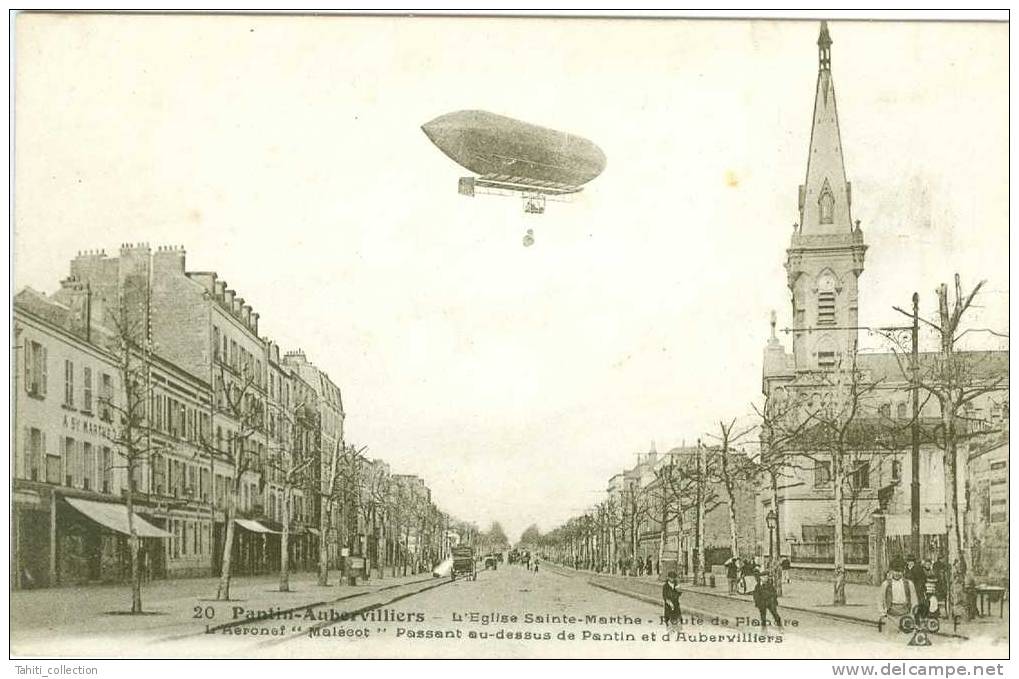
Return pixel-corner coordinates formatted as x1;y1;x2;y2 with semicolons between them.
8;10;1010;664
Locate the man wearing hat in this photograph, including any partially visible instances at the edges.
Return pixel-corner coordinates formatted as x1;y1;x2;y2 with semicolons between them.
662;570;683;630
879;556;919;632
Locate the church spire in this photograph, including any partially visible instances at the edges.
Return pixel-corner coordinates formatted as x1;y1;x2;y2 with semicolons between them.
798;21;853;234
818;20;832;70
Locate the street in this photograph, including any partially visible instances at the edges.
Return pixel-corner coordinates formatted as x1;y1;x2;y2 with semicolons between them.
12;563;996;659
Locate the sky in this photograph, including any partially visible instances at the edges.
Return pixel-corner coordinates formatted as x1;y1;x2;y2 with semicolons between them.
13;15;1009;542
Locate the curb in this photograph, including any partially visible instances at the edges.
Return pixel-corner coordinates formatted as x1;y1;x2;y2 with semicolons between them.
679;584;970;641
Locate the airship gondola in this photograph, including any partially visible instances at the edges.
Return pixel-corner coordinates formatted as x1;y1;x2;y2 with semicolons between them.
421;110;606;214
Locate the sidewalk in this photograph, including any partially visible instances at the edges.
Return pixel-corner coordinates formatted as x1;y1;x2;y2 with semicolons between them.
12;569;434;643
548;563;1007;642
685;576;1008;642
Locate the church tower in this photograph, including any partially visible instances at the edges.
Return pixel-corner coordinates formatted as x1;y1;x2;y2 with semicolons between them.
786;22;868;372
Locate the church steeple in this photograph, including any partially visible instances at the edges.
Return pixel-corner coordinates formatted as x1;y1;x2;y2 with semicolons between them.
799;21;853;235
785;22;867;373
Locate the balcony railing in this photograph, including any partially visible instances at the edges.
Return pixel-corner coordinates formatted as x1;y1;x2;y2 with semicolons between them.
790;540;869;565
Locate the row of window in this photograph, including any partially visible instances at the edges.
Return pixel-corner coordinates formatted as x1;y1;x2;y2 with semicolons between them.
20;427;272;517
813;459;872;489
169;518;211;560
25;340;116;421
151;392;211;443
213;326;265;389
21;427;117;492
266;489;305;524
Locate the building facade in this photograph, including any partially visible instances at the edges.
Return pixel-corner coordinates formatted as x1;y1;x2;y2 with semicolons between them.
759;24;1008;584
13;243;447;590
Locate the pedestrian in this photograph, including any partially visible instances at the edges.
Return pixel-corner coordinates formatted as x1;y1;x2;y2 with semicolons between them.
878;557;918;633
533;557;540;574
662;570;683;630
646;555;653;577
906;555;926;612
921;558;940;619
780;556;791;584
752;572;782;628
726;557;739;593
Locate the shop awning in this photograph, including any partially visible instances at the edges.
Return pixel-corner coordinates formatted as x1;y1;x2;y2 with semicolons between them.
235;518;280;534
65;498;171;539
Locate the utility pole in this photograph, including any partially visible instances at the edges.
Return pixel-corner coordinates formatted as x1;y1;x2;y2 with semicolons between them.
910;292;921;558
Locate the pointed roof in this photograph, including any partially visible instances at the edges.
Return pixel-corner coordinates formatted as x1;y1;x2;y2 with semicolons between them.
799;21;853;235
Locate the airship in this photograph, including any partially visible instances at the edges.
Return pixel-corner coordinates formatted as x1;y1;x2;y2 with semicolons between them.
421;110;606;214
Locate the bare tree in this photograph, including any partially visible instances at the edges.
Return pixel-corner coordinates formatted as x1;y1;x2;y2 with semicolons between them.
654;450;721;584
754;388;824;597
360;461;391;579
767;355;884;605
623;481;653;575
267;400;317;592
198;364;263;601
601;496;626;573
704;420;757;563
98;294;162;613
888;275;1008;618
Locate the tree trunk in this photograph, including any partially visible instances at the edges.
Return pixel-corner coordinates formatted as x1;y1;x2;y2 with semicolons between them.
217;485;237;600
657;502;668;579
125;477;143;613
694;447;705;586
317;501;330;586
942;406;968;620
832;453;847;605
279;487;290;592
725;485;739;561
770;471;783;597
630;510;637;576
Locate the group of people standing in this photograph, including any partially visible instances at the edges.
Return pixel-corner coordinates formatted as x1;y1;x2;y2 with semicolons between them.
878;554;949;624
616;555;659;577
661;560;783;631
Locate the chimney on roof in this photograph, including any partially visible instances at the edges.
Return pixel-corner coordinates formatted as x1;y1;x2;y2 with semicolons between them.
153;244;186;274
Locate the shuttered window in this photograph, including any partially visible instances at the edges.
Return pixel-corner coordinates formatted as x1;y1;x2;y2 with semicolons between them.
818;291;836;325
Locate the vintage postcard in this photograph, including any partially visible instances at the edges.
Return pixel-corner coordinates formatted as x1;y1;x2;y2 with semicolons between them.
10;12;1009;662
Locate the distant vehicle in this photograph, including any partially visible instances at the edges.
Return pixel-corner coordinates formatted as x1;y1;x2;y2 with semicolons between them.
421;110;606;215
450;545;477;582
484;555;498;570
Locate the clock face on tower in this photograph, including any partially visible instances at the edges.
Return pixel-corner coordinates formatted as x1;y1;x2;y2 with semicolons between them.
818;271;837;293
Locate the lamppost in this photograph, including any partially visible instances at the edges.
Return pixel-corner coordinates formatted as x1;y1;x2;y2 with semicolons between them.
766;510;777;559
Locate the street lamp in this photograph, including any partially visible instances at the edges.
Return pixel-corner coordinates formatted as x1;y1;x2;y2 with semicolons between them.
766;510;777;558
